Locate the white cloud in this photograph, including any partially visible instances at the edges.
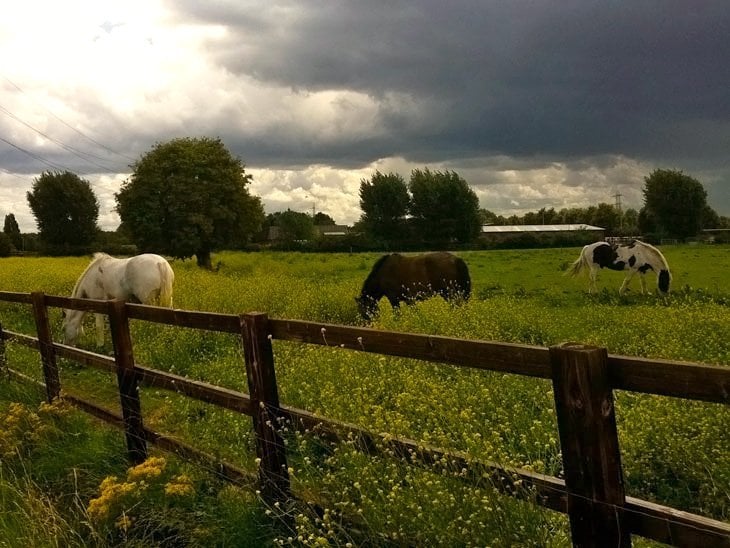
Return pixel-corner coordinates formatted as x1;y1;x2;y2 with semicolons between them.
1;2;728;235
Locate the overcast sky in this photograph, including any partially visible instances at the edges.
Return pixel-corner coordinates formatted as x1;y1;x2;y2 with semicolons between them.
1;1;729;232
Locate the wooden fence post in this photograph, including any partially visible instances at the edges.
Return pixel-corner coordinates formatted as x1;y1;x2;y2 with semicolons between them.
107;300;147;464
550;342;631;547
31;291;61;401
240;312;290;505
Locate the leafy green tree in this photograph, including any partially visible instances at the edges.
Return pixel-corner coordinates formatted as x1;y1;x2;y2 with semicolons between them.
359;171;410;242
313;212;336;225
700;205;720;229
638;207;658;235
408;168;481;243
26;171;99;253
589;203;622;234
3;213;22;250
478;209;497;225
0;232;11;257
116;137;264;268
274;209;315;241
558;207;586;224
641;169;708;238
621;208;640;235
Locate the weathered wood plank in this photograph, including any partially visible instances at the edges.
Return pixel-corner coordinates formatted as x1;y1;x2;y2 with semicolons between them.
137;367;253;416
241;312;291;504
270;319;730;403
53;344;116;372
53;343;254;416
31;292;60;401
609;354;730;404
0;330;39;348
44;295;108;314
58;393;256;486
551;343;630;547
107;300;147;463
0;291;33;304
125;304;240;333
280;404;569;512
269;318;552;378
625;496;730;547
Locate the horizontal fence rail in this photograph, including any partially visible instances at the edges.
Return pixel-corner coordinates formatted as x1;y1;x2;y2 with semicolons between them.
0;290;728;547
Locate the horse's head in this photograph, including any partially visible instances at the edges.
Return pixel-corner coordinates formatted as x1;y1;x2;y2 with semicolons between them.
61;309;84;346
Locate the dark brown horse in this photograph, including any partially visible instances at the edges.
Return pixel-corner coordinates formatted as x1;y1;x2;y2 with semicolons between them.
356;252;471;319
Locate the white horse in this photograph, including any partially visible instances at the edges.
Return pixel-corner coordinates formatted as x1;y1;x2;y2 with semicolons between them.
568;240;671;295
62;253;174;346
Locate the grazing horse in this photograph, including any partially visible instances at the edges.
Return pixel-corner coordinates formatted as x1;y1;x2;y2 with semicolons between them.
62;253;174;346
568;240;671;295
356;252;471;319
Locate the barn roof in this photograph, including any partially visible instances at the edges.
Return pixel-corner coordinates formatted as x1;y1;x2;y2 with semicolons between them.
481;224;604;233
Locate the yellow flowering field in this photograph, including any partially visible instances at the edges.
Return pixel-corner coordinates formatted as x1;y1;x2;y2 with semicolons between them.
0;245;728;545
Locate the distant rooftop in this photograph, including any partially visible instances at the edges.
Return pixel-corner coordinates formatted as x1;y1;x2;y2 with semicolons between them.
481;224;604;233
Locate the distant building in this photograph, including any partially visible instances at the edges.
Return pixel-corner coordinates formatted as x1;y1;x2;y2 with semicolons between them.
314;224;350;237
265;224;350;242
480;224;605;245
700;228;730;243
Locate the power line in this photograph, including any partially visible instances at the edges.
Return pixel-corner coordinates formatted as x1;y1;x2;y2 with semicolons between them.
0;104;120;172
2;74;136;163
0;135;67;172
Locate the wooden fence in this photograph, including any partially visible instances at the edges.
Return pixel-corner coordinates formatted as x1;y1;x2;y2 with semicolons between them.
0;290;728;547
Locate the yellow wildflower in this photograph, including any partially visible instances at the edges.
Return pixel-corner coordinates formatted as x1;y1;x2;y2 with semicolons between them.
165;474;195;497
127;456;166;482
115;514;132;532
87;478;137;523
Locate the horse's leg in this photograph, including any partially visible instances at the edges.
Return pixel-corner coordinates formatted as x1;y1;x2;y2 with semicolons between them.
639;274;648;294
95;313;105;347
619;271;635;295
588;266;598;294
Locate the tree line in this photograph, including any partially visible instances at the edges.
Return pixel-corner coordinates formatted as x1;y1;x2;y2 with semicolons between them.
2;136;728;262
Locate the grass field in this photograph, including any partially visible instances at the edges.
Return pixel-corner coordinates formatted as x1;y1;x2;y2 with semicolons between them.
0;245;728;546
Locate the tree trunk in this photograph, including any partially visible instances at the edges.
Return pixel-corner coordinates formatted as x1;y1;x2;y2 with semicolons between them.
196;249;213;269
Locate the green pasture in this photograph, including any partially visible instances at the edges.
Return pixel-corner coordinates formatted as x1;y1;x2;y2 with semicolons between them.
0;245;728;546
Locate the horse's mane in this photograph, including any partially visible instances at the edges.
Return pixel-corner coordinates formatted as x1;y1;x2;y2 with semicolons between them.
361;253;396;295
71;253;110;298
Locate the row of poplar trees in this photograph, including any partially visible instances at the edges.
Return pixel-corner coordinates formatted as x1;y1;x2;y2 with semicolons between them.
12;134;721;262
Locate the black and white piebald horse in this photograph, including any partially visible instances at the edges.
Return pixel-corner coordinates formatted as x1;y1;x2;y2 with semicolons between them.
568;240;671;295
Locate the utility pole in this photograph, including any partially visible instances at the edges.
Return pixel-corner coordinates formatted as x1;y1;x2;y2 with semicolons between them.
613;192;622;213
613;192;623;230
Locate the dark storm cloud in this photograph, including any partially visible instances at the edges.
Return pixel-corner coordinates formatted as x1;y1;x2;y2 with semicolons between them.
176;0;730;167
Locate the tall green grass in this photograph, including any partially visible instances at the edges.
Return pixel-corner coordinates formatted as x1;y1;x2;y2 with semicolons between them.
0;245;728;545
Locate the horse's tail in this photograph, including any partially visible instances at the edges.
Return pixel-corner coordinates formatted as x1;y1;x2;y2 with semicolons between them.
158;261;174;307
566;247;587;277
658;269;671;294
455;257;471;300
640;241;672;293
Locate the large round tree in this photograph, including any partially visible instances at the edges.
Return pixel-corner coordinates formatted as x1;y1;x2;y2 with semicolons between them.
358;171;411;244
640;169;708;239
116;137;264;268
409;168;481;244
26;171;99;254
